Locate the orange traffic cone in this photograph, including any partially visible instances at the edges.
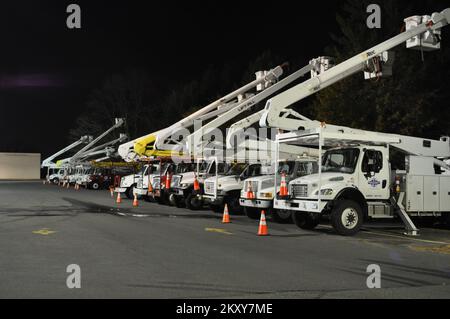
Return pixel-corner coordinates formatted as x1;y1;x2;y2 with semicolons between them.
257;210;269;236
148;181;153;193
222;203;231;223
116;192;122;204
279;172;288;198
110;187;114;198
132;193;139;207
246;182;255;199
165;172;172;189
193;175;200;192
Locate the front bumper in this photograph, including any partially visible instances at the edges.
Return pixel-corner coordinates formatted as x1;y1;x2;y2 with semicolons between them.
133;188;149;196
239;198;272;209
115;187;127;193
273;198;327;213
203;194;224;205
170;188;185;196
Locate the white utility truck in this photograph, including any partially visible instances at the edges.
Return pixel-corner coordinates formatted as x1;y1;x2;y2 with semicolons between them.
239;158;318;222
259;8;450;235
169;159;230;209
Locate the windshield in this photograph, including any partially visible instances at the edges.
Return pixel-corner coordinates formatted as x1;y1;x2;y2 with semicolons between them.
322;148;360;174
176;162;196;173
277;161;295;174
225;163;247;176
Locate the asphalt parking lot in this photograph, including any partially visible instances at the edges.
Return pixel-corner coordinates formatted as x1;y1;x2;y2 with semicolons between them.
0;181;449;298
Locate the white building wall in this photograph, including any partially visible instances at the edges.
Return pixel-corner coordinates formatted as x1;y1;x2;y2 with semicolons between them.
0;153;41;180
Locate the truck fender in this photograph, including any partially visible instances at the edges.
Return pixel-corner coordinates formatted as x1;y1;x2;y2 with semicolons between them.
334;187;368;218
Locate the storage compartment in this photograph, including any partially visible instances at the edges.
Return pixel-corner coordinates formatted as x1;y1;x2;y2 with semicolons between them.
440;176;450;211
405;175;423;212
423;176;439;212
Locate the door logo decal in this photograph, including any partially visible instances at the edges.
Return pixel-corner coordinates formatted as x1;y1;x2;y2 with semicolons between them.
368;178;380;188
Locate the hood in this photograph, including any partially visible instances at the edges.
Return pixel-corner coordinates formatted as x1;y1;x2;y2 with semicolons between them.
291;172;348;185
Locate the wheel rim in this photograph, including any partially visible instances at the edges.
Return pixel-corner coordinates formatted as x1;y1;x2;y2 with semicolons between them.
341;208;358;229
92;183;99;190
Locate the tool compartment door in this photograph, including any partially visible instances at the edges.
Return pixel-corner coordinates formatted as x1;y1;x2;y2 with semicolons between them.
423;176;439;212
440;176;450;211
406;175;423;212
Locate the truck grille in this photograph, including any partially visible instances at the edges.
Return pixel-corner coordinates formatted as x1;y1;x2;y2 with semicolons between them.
244;180;258;193
153;176;161;190
291;184;308;198
204;181;215;195
137;178;143;189
171;175;181;187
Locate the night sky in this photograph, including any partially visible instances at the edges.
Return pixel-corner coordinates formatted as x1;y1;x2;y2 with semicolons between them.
1;1;341;158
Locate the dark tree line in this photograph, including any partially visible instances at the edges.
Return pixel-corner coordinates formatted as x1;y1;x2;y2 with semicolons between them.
70;0;450;145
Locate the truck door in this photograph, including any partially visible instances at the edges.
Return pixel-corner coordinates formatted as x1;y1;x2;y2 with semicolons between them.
358;149;390;200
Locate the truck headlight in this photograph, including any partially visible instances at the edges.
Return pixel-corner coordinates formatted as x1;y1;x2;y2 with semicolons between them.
259;192;273;199
314;189;333;196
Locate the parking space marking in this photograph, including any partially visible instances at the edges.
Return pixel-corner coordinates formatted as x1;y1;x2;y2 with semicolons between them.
32;228;57;236
362;230;450;245
205;228;233;235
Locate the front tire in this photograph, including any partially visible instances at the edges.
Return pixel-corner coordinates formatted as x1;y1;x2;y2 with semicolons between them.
244;207;260;220
125;186;134;199
330;200;363;236
91;182;100;190
185;192;203;210
272;209;293;224
292;212;320;229
224;195;242;214
52;178;59;185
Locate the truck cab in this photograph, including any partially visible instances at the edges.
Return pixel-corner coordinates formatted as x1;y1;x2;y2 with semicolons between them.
203;162;262;213
275;145;392;235
169;160;229;210
115;164;146;199
240;159;318;223
46;167;65;184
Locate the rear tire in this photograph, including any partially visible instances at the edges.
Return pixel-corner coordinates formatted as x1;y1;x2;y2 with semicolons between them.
331;200;363;236
292;212;320;229
272;209;293;224
244;207;260;220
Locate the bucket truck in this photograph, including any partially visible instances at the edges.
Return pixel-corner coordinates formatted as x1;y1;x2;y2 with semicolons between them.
41;135;92;184
174;58;331;212
133;67;284;158
259;8;450;235
129;66;284;204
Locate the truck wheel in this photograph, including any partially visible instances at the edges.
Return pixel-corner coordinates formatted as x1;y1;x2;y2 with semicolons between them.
225;196;242;214
91;182;100;190
244;207;260;220
292;212;320;229
272;209;293;224
210;204;223;213
331;200;363;236
185;192;203;210
125;186;134;199
52;178;59;184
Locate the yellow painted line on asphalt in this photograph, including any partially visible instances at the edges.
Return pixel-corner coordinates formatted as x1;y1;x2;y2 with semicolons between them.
32;228;57;236
409;244;450;255
205;228;233;235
